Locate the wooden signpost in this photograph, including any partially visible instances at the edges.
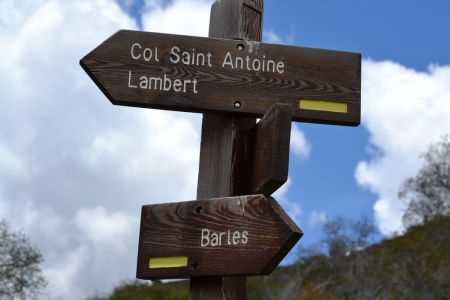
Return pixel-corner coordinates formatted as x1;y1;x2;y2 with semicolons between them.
136;195;301;279
80;0;361;299
80;30;360;126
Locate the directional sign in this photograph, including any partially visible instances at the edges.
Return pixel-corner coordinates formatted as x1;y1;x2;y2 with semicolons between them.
81;30;361;126
136;195;302;280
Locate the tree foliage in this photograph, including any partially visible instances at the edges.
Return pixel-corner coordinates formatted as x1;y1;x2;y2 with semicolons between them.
292;217;450;300
399;136;450;229
89;217;450;300
322;216;377;258
0;220;47;299
88;280;189;300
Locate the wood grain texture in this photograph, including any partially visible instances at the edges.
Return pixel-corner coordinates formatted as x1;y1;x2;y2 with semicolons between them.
251;104;292;196
209;0;263;40
191;1;263;299
196;115;256;199
136;195;302;279
187;277;245;300
80;30;361;126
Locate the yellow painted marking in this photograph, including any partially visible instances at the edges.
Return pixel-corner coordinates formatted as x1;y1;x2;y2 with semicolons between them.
149;256;188;269
299;99;348;113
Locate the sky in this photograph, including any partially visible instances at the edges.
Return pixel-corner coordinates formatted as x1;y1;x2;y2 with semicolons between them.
1;0;449;299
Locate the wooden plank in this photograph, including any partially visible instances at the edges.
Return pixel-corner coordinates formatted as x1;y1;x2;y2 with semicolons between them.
80;32;361;126
136;195;302;279
251;103;292;196
197;103;292;198
190;1;263;298
209;0;263;41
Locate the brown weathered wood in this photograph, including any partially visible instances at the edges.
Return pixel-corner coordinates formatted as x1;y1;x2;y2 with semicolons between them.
190;0;263;299
187;277;246;300
196;103;292;199
209;0;263;41
196;115;255;199
251;103;292;196
80;30;361;126
136;195;302;279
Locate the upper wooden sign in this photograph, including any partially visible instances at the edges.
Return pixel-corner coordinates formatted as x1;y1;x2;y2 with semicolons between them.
136;195;302;280
81;30;361;126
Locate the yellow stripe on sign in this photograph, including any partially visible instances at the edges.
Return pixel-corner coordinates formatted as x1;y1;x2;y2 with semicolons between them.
299;99;348;113
149;256;188;269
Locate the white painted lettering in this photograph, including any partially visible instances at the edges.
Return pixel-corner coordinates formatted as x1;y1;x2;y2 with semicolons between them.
207;52;213;67
183;79;191;93
128;71;137;88
211;232;219;246
130;73;198;94
252;58;261;71
201;229;210;247
276;61;285;74
246;56;251;70
201;228;249;247
131;43;141;60
192;78;198;94
181;51;190;64
222;52;234;68
163;74;172;91
221;52;285;74
131;43;159;62
171;47;212;67
139;75;148;89
232;231;241;245
241;231;248;244
143;47;153;61
173;79;182;92
170;46;180;64
219;232;226;245
149;77;162;90
267;60;276;72
154;47;159;62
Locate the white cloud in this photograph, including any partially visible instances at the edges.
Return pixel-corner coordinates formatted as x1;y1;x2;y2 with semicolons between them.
75;206;136;246
0;145;33;180
0;1;312;298
263;28;295;45
264;29;283;44
44;246;87;300
308;210;327;228
274;178;302;223
290;123;311;160
357;59;450;235
0;0;206;299
142;0;212;36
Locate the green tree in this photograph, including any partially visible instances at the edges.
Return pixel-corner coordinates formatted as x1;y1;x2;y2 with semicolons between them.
0;220;47;299
399;136;450;229
322;216;377;258
88;280;189;300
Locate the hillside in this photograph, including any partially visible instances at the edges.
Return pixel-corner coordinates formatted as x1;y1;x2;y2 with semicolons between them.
91;217;450;299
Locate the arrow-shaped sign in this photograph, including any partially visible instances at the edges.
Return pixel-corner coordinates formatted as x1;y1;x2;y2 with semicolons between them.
81;30;361;126
136;195;302;280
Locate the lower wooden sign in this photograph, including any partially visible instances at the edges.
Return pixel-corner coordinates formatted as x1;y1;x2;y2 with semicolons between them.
136;195;302;279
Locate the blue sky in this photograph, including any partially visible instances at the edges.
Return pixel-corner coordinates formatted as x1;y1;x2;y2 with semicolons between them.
261;0;450;245
1;0;450;298
266;0;450;70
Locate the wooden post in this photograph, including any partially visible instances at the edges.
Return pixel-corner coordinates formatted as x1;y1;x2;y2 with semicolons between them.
190;0;263;299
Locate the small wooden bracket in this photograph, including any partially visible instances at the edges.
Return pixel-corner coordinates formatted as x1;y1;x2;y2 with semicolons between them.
251;103;292;196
